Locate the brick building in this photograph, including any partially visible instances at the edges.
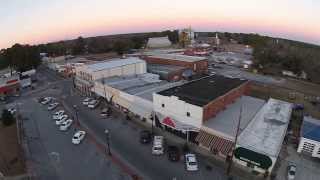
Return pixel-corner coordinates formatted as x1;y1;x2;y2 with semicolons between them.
153;75;250;141
142;54;208;75
0;75;20;97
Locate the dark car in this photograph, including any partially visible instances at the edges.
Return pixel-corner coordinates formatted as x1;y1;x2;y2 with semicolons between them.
140;130;152;144
167;146;180;161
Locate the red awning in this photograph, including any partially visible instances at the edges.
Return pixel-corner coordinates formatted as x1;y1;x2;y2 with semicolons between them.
196;130;234;156
162;117;176;128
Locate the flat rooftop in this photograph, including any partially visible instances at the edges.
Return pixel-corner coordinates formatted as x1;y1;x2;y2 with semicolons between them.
237;98;292;157
96;73;183;101
87;57;144;72
157;75;248;106
203;96;265;140
149;54;207;63
147;64;187;74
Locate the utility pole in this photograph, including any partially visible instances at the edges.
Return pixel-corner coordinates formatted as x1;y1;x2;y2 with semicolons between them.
151;112;155;135
104;129;112;156
227;103;243;175
73;105;79;127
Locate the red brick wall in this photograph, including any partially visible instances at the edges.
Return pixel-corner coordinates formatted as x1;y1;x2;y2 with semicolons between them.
142;56;208;74
202;82;251;121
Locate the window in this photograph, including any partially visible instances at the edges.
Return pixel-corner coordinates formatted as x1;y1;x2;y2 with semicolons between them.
162;104;165;108
187;112;190;117
302;142;315;153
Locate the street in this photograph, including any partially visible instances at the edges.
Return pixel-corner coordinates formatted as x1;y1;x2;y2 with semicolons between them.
14;66;234;180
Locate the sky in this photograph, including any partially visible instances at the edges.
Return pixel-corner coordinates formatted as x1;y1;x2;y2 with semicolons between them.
0;0;319;49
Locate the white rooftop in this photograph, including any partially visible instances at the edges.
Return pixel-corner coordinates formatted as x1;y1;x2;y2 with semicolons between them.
87;57;145;72
237;98;292;157
149;54;207;63
147;36;172;48
203;96;265;141
96;73;183;101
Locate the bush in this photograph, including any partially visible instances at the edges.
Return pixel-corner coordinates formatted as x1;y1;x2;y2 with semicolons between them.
1;109;15;126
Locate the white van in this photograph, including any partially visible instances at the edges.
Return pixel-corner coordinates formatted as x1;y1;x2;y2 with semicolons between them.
152;136;164;155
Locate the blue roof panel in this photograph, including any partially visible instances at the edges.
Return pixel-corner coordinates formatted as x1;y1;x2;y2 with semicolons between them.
302;117;320;142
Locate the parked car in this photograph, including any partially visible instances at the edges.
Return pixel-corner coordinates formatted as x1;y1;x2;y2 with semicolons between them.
55;115;68;125
41;97;53;105
72;131;86;144
48;102;59;111
82;97;92;105
100;108;111;117
59;119;73;131
8;108;17;115
152;136;164;155
167;146;180;162
139;130;152;144
88;100;100;109
287;165;296;180
185;153;199;171
52;110;65;120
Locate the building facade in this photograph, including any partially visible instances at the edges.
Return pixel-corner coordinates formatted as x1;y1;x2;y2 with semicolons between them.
142;54;208;75
74;57;146;95
234;98;292;175
153;75;250;141
297;116;320;158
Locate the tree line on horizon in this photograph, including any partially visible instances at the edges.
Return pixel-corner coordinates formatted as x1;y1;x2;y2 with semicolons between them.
1;30;320;83
0;30;180;73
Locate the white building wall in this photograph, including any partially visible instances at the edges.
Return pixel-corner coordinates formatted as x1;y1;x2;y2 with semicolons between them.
76;60;147;81
153;93;203;129
297;137;320;158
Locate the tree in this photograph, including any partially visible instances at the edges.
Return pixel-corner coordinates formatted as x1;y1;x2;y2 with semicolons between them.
130;36;146;49
3;44;41;72
113;40;131;55
1;109;15;126
72;36;86;55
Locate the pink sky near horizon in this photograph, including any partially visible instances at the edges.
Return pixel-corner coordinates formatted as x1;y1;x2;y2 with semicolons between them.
0;0;319;49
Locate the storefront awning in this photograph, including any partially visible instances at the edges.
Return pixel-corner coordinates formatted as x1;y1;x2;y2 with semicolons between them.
156;113;199;131
196;130;234;156
234;147;272;169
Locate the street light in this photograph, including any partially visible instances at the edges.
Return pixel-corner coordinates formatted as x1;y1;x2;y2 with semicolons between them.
104;129;112;156
73;105;79;127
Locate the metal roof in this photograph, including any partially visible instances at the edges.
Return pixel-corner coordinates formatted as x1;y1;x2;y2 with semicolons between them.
87;57;145;72
203;96;266;140
237;98;292;158
149;54;207;63
301;116;320;142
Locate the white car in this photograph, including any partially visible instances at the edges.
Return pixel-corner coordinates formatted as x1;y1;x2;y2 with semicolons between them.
72;131;86;144
152;136;164;155
8;108;17;114
59;119;73;131
55;115;68;125
41;97;53;105
287;165;296;180
185;153;199;171
48;102;59;111
82;98;92;105
88;100;99;109
52;110;65;120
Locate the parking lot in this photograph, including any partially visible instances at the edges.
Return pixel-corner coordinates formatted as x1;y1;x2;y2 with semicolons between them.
19;96;131;180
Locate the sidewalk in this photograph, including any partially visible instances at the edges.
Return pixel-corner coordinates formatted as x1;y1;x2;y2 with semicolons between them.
109;104;263;180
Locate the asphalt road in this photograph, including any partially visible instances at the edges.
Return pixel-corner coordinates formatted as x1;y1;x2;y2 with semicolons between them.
19;93;130;180
14;66;246;180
